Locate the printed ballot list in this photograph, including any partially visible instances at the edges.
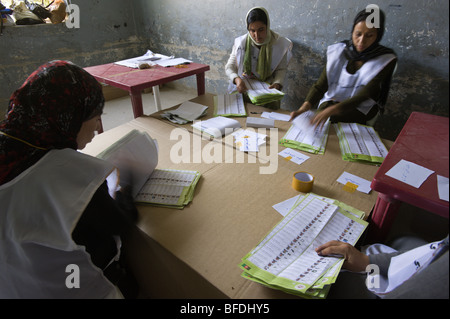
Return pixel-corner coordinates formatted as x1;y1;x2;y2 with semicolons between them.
240;193;368;299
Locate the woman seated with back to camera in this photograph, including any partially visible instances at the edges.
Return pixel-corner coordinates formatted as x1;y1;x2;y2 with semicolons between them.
0;60;138;298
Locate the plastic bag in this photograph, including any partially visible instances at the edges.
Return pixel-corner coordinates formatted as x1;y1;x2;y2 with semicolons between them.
48;0;66;24
27;1;52;20
13;1;44;25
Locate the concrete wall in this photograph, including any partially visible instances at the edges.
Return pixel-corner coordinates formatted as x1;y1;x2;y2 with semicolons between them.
0;0;148;113
1;0;448;140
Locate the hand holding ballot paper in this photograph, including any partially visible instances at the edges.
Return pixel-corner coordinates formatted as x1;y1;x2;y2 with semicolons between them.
236;77;285;106
280;110;330;154
97;130;200;209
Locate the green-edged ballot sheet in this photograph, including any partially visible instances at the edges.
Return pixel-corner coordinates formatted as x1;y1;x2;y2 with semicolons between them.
334;122;388;165
279;111;330;155
239;193;368;299
213;93;247;117
241;77;285;105
135;169;201;209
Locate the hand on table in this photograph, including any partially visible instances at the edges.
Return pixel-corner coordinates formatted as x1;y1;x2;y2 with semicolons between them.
315;240;369;272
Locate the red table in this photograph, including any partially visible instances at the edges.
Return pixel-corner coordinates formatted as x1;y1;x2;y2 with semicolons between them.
369;112;449;242
84;62;210;119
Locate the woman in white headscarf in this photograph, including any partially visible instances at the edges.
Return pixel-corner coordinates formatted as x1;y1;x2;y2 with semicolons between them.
225;7;292;106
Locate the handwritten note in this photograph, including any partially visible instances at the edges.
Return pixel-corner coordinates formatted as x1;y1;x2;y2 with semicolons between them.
385;159;434;188
278;148;310;165
337;172;372;194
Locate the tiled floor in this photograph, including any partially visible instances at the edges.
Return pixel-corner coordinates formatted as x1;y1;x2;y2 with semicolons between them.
101;84;197;131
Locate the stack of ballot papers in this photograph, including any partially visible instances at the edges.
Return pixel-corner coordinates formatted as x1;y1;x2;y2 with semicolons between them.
96;130;201;209
214;93;246;117
279;111;330;154
239;193;368;299
134;169;201;209
192;116;241;139
261;111;291;122
114;50;192;68
161;101;208;124
231;129;267;152
241;77;285;105
334;123;388;165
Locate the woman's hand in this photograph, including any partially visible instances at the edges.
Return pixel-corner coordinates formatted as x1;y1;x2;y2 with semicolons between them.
289;101;312;121
269;83;282;91
315;240;369;272
234;77;248;93
311;103;339;128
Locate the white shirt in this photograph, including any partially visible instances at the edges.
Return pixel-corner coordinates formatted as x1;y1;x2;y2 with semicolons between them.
0;149;122;298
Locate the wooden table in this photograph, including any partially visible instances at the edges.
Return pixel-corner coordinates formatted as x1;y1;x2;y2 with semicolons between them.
369;112;449;242
83;94;392;299
84;62;210;118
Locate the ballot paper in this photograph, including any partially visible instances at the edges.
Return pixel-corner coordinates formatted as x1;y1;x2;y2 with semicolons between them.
96;130;200;209
261;112;291;122
241;77;285;105
334;122;388;165
214;93;246;117
241;193;368;298
232;129;267;152
161;101;208;124
114;50;191;68
279;111;330;155
385;159;434;188
114;50;172;68
192;116;241;139
134;169;201;209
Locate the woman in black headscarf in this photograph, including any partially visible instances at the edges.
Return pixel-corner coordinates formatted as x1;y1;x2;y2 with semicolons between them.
290;8;397;126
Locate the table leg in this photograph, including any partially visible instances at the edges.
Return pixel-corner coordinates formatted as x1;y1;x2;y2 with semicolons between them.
367;193;402;243
129;90;144;118
196;72;205;95
97;117;104;134
152;86;162;111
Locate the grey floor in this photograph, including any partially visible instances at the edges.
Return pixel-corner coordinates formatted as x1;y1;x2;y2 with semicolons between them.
101;84;198;131
101;86;448;245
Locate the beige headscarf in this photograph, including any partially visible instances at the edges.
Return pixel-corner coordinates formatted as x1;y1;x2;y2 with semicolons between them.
243;7;278;81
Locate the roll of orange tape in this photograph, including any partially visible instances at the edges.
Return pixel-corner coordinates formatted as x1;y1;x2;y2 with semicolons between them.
292;172;314;193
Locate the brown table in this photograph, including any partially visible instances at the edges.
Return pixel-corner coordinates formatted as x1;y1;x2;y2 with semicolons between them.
82;94;392;299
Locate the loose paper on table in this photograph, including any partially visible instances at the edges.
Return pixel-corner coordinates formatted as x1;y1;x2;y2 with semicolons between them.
192;116;241;139
214;93;246;117
240;193;368;298
334;122;388;165
279;111;330;155
161;101;208;124
385;159;434;188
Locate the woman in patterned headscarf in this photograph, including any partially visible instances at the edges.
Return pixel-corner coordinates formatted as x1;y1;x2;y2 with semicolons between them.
0;61;137;298
225;7;292;104
290;8;397;126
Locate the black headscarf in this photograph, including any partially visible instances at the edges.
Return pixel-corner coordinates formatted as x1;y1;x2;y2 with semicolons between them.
342;9;397;110
342;8;396;62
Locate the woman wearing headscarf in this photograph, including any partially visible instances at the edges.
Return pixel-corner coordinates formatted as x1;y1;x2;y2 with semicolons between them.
290;8;397;126
225;7;292;106
0;61;137;298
